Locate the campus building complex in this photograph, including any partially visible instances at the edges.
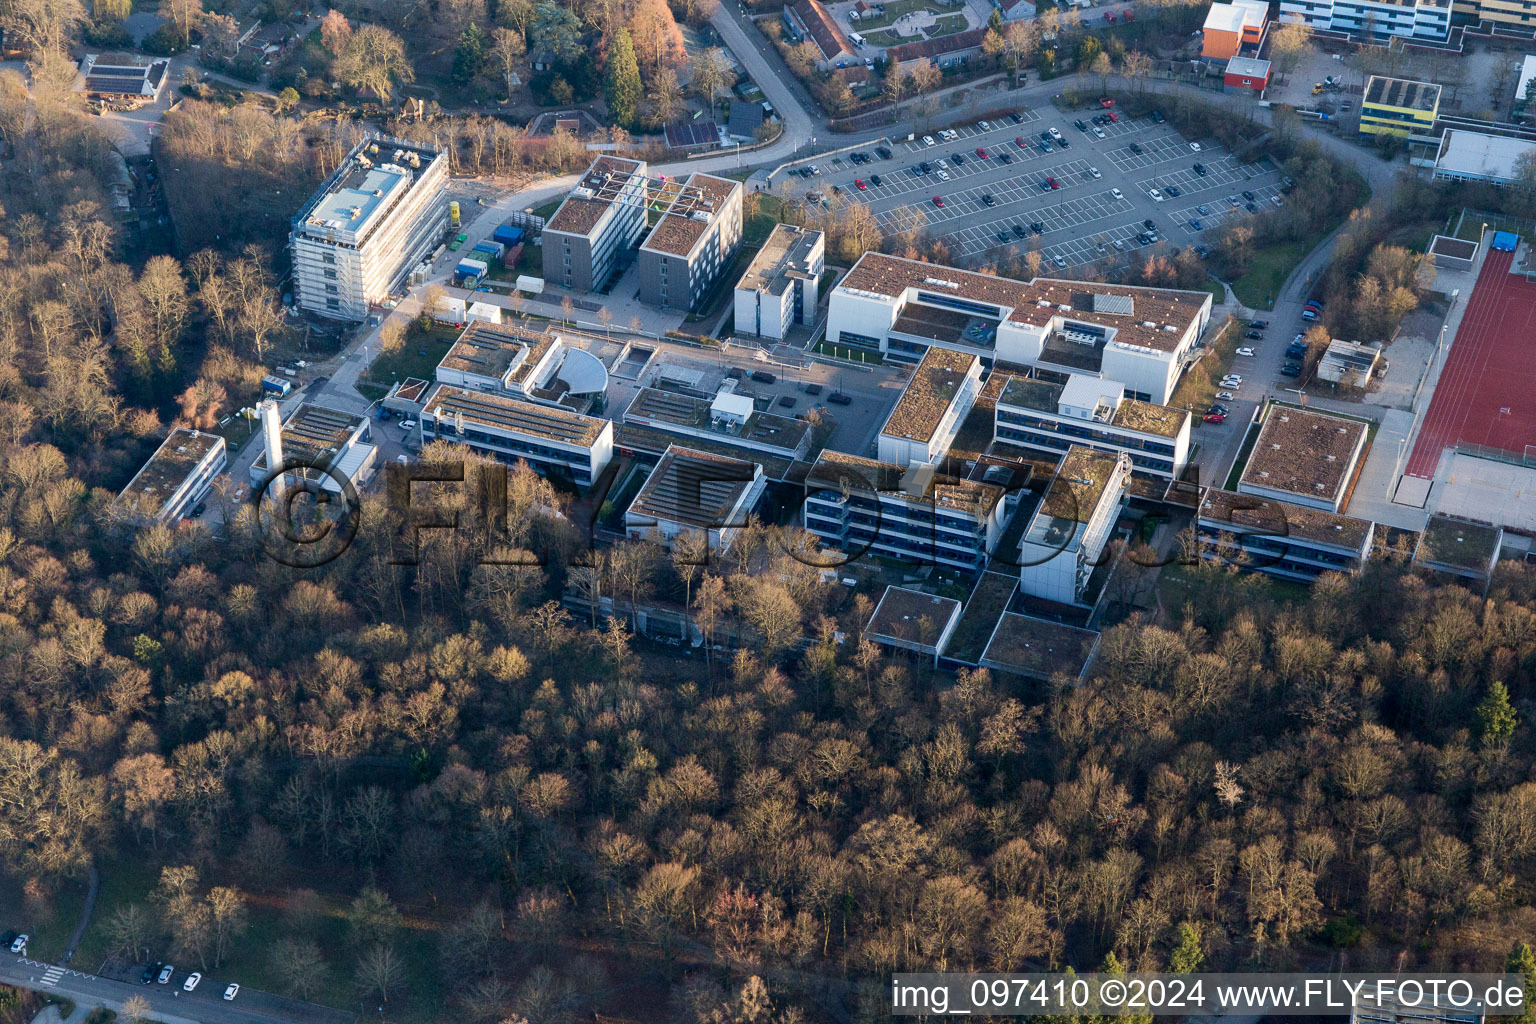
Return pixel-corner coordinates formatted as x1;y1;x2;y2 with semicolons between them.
733;225;825;340
1359;76;1443;136
116;429;227;524
876;348;983;466
1236;406;1369;513
542;156;650;294
1201;0;1268;61
1432;130;1536;187
826;253;1213;405
993;373;1191;481
289;136;448;320
1452;0;1536;30
421;385;614;487
1017;446;1132;606
623;445;767;552
638;173;743;312
1279;0;1451;40
1197;489;1375;583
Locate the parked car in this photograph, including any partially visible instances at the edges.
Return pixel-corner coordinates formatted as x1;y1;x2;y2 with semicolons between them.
1112;239;1125;251
1143;219;1156;231
1152;109;1165;123
1010;112;1024;123
996;230;1011;243
141;965;158;985
1099;96;1115;107
1093;126;1106;138
999;152;1013;164
8;934;26;954
1166;185;1181;197
1189;141;1202;151
1058;137;1069;148
225;984;240;1001
1242;190;1256;201
1251;319;1269;329
184;973;202;992
1281;363;1303;378
1217;391;1237;401
1193;163;1206;175
1189;218;1202;230
1110;188;1124;200
981;193;995;206
1246;202;1258;213
870;174;883;186
1047;177;1060;189
1204;412;1226;424
1074;119;1088;131
1209;403;1229;415
978;120;991;130
1236;347;1255;357
951;152;965;164
855;178;866;190
975;146;988;158
923;135;935;146
158;965;175;984
1245;330;1263;340
1012;224;1028;239
1197;204;1210;215
1049;126;1063;139
876;146;892;159
1089;166;1101;178
1129;142;1143;154
932;195;944;206
1031;222;1044;234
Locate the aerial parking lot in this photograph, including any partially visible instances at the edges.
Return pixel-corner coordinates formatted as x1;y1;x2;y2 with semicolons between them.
787;104;1288;273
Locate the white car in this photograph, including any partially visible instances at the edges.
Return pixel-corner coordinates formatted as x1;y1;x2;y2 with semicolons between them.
399;419;416;430
9;935;26;954
1093;126;1106;138
937;169;950;180
224;984;240;1001
184;973;202;992
1112;239;1125;251
1236;347;1255;357
978;120;991;130
1272;196;1284;206
1049;127;1063;140
1221;378;1244;387
1111;188;1124;200
1089;166;1101;178
1149;188;1164;201
937;158;948;168
923;135;935;146
1217;391;1237;401
158;965;174;985
395;454;409;464
1053;255;1067;267
1190;141;1203;151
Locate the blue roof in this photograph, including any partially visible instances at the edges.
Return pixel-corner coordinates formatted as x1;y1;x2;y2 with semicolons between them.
1492;230;1519;252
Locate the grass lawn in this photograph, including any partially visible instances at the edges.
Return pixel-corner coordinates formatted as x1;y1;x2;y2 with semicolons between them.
362;323;457;388
862;27;910;45
815;341;884;363
0;870;89;964
847;0;936;30
1200;278;1226;303
1170;316;1239;411
531;199;561;222
744;194;788;245
1223;418;1262;489
1229;239;1309;310
1455;211;1532;245
927;12;968;35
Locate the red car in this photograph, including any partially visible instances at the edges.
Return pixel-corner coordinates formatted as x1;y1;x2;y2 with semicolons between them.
1204;413;1226;424
1099;97;1115;108
855;178;867;190
1107;111;1120;122
1122;8;1134;18
1047;177;1060;189
1103;10;1116;20
933;195;944;207
975;146;988;158
1016;136;1029;149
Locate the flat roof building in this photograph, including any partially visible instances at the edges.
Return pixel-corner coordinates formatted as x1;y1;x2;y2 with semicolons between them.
980;612;1101;682
1018;445;1131;606
638;173;743;312
1451;0;1536;31
804;449;1009;572
1412;513;1503;585
828;252;1212;404
1201;0;1268;61
290;136;448;320
249;403;377;495
434;322;609;406
733;225;825;340
1224;56;1272;94
1197;488;1375;583
995;372;1191;480
866;586;964;664
622;386;812;461
878;347;983;466
116;428;227;524
1316;340;1384;386
1359;75;1442;136
1280;0;1451;41
1236;406;1368;513
1432;129;1536;187
543;156;650;294
421;384;614;487
624;444;766;552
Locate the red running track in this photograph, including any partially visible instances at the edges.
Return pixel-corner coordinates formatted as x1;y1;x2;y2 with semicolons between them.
1404;249;1536;479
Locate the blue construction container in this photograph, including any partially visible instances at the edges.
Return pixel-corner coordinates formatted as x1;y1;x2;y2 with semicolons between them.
492;224;525;246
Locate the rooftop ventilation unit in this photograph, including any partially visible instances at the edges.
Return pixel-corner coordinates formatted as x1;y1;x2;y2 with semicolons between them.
924;278;960;289
1057;304;1072;312
571;186;595;199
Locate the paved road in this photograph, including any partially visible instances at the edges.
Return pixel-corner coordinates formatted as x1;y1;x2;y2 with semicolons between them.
0;956;352;1024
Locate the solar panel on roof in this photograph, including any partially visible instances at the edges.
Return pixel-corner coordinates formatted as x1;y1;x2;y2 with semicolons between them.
1091;294;1135;315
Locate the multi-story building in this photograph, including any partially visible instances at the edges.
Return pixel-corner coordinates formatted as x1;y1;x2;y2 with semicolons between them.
826;253;1213;404
1432;130;1536;186
1197;488;1375;583
1236;406;1368;513
638;173;743;311
621;387;812;462
420;384;614;487
433;322;610;408
289;136;448;320
624;445;767;552
733;225;825;340
866;586;964;665
249;403;377;495
542;156;650;294
1201;0;1268;61
116;428;227;523
803;450;1008;572
1280;0;1451;41
1358;76;1443;136
1412;513;1503;587
1017;446;1131;605
783;0;859;68
877;347;983;466
994;372;1190;480
1454;0;1536;30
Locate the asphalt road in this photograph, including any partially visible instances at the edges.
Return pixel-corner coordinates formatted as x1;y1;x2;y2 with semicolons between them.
0;956;353;1024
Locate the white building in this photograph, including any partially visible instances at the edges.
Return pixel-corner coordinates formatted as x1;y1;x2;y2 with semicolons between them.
1279;0;1451;42
249;403;377;495
1017;446;1131;606
994;373;1191;480
1236;406;1368;513
1432;129;1536;187
116;428;227;523
733;225;825;340
420;384;614;488
624;445;766;552
434;322;609;407
289;136;448;321
803;450;1008;572
827;253;1212;405
877;347;983;466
